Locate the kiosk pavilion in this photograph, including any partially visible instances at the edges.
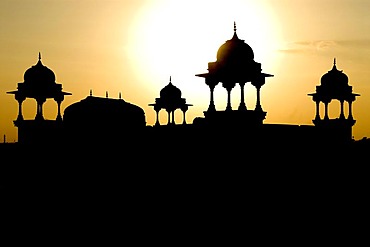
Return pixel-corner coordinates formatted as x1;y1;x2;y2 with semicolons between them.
7;52;71;144
308;58;360;143
195;22;273;129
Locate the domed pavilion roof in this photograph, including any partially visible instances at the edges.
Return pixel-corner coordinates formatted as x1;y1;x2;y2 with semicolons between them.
308;58;360;102
160;77;182;100
7;52;71;100
149;77;191;113
23;52;56;86
320;58;349;89
216;22;254;65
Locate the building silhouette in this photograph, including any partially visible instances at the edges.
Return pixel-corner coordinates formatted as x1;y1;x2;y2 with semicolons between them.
149;76;192;126
1;23;369;233
308;58;360;143
63;90;146;144
4;23;362;155
6;52;71;144
196;22;273;116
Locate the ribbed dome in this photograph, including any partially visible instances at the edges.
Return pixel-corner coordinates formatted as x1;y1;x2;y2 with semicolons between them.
23;53;56;86
160;78;182;100
321;59;348;88
216;23;254;64
63;95;146;127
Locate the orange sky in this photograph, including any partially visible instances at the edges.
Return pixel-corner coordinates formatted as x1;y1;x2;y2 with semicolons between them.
1;0;370;142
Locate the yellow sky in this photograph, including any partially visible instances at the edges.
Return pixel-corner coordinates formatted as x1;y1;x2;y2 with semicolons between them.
1;0;370;142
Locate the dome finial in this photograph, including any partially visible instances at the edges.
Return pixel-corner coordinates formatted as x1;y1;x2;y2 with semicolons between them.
231;21;239;40
169;76;172;84
38;52;41;61
332;57;338;70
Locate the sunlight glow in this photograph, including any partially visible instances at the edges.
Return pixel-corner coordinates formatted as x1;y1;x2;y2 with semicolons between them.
128;0;282;124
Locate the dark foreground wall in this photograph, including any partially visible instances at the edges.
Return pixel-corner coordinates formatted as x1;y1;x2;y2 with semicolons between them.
1;133;368;245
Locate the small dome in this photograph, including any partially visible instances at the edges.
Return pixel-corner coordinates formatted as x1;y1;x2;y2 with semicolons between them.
216;23;254;64
160;77;182;100
321;59;348;88
23;53;56;86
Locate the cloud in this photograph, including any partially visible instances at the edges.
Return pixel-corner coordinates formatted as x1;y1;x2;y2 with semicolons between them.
278;39;370;54
278;40;338;53
336;39;370;48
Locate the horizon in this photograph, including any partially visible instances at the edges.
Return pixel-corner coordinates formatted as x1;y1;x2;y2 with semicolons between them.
1;0;370;142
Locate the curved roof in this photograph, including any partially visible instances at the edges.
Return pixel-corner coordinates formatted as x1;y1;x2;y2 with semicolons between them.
24;52;56;86
160;77;182;100
63;95;146;127
7;53;71;100
308;59;360;101
216;22;254;65
320;58;349;89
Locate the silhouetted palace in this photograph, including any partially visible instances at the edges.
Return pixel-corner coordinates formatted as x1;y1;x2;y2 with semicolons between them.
4;23;361;156
2;24;368;236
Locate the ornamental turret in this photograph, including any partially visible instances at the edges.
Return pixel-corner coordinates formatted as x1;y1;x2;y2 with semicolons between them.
196;22;273;126
149;76;192;126
7;53;71;144
308;58;360;143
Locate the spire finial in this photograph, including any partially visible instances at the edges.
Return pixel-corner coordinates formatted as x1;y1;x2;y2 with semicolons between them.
106;91;108;98
38;52;41;61
119;92;121;99
90;89;92;96
231;21;239;39
332;57;337;70
169;76;172;84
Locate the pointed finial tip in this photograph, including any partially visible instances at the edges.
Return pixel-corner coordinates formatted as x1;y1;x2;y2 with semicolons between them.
38;52;41;61
234;21;236;33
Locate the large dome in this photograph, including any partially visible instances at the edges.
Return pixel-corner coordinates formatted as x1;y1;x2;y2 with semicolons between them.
216;23;254;64
23;53;56;86
63;95;146;127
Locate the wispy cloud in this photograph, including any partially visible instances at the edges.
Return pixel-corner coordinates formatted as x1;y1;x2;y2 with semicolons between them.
278;40;338;53
278;39;370;54
336;39;370;48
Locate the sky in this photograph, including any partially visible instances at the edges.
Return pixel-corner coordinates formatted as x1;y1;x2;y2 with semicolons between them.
1;0;370;142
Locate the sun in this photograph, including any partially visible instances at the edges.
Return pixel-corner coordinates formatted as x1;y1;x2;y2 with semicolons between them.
128;0;282;124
